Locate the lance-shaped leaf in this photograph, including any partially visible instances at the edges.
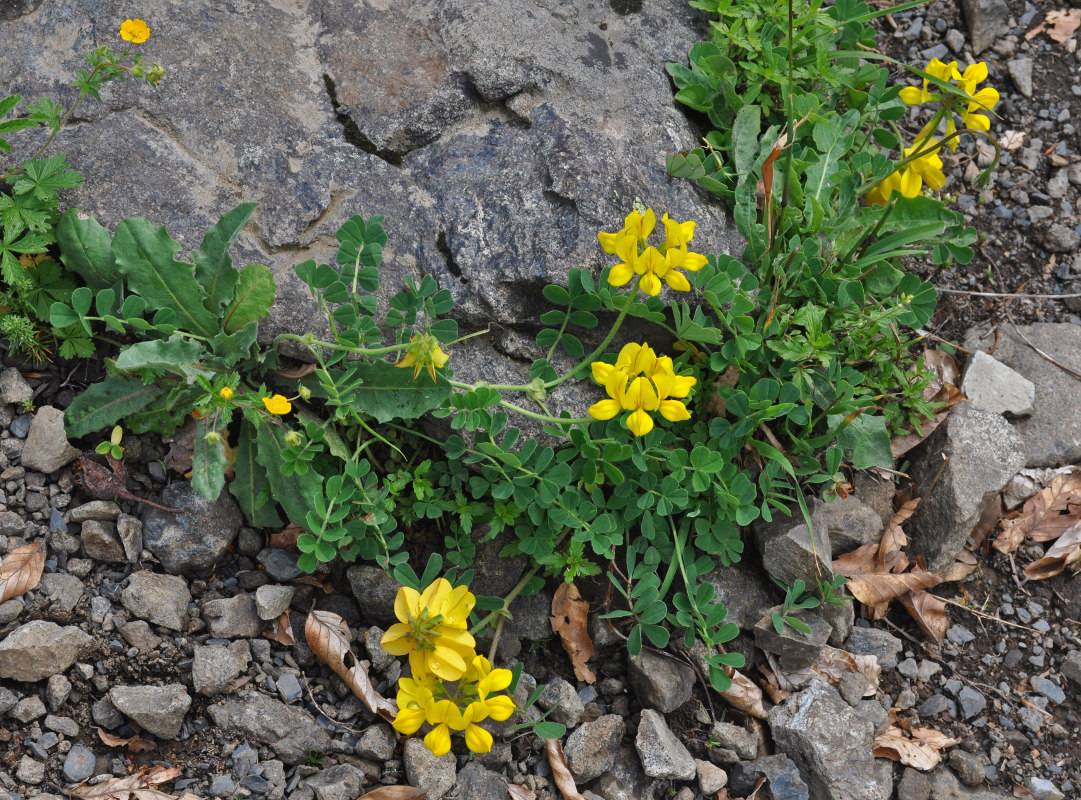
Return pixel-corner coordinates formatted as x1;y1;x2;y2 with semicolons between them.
56;209;118;289
899;590;947;643
114;334;205;383
113;218;218;338
65;375;165;438
0;542;45;604
222;264;275;334
338;360;451;423
305;609;397;723
194;203;256;314
191;418;227;501
230;422;282;527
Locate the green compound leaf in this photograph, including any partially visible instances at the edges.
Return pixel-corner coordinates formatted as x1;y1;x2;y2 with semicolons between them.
113;218;219;338
64;375;165;438
230;422;282;527
337;360;452;423
222;263;276;334
829;411;894;470
56;210;118;290
191;418;227;501
194;202;257;314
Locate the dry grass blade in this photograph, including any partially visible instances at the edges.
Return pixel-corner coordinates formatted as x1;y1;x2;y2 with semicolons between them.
64;766;183;800
1022;521;1081;580
899;590;947;644
550;581;596;683
305;609;398;723
358;787;427;800
873;725;958;771
0;541;45;604
545;738;587;800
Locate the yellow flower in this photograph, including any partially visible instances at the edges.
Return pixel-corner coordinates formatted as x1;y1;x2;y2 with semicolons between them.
898;57;958;105
598;209;706;296
120;19;150;44
392;675;438;736
956;62;999;135
219;387;234;400
588;343;696;437
867;138;946;206
262;394;292;415
395;333;450;383
381;578;477;681
419;656;516;755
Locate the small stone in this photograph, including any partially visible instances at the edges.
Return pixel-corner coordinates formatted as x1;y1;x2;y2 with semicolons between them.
1042;224;1081;254
962;351;1036;417
1026;777;1066;800
355;723;397;761
261;547;306;582
118;620;163;653
19;407;80;473
44;713;79;737
108;684;192;739
304;764;364;800
1030;676;1066;705
949;750;984;786
16;755;45;785
121;571;191;632
635;708;696;780
564;714;624;782
945;28;965;54
81;519;126;563
193;641;251;696
627;650;695;712
255;584;294;620
1019;706;1045;733
897;658;920;679
754;608;832;670
1062;650;1081;685
958;686;986;719
63;744;97;782
696;760;728;795
1007;57;1033;98
537;677;585;728
946;625;975;645
917;693;950;717
208;775;237;797
710;721;758;760
12;695;46;722
203;593;264;638
0;620;92;681
403;738;456;800
91;697;125;729
276;671;303;704
69;501;121;522
46;674;72;711
0;368;33;404
845;627;903;668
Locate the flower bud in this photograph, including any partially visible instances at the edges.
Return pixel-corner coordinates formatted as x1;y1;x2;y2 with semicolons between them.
205;431;222;445
298;385;311;400
219;386;234;400
284;430;302;447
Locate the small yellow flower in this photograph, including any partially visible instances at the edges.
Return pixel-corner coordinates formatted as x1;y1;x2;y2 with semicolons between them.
120;19;150;44
262;394;292;415
219;387;234;400
598;209;706;297
588;343;695;437
381;578;477;681
866;138;946;206
395;333;450;383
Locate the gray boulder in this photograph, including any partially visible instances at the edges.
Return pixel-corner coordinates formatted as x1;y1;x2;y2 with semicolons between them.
19;406;80;474
965;323;1081;467
961;350;1035;417
906;403;1024;573
0;620;91;681
207;693;330;765
141;482;242;573
753;499;833;588
108;684;191;739
768;680;890;800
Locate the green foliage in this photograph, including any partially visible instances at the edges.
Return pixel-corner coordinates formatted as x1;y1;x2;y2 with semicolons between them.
771;578;821;635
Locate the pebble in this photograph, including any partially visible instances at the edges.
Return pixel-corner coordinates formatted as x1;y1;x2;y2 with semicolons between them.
1030;676;1065;705
958;686;987;719
63;745;97;782
947;625;976;646
918;693;951;717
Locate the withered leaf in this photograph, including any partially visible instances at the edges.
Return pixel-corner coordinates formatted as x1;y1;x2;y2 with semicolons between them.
97;729;135;747
721;666;769;720
269;523;304;551
873;725;958;771
264;611;296;646
774;645;881;694
550;581;596;683
899;590;948;644
1047;9;1081;43
1022;521;1081;580
995;472;1081;554
63;766;184;800
358;787;427;800
305;609;397;723
545;738;587;800
506;785;537;800
1001;130;1026;152
0;541;45;605
943;550;979;584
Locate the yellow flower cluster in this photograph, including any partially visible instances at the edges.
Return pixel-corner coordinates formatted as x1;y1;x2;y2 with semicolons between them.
588;342;696;437
899;58;999;147
381;579;515;756
394;332;450;382
866;138;946;207
598;209;707;296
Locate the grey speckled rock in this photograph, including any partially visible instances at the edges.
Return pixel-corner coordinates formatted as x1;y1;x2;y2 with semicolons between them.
0;368;32;404
537;676;585;728
0;620;91;682
121;571;191;632
768;680;890;800
906;403;1024;573
19;406;80;474
960;0;1009;54
702;558;781;631
202;593;265;639
819;496;884;556
565;714;625;782
108;684;191;740
403;738;457;800
753;499;833;588
207;693;330;765
965;324;1081;467
635;708;696;780
192;641;251;697
346;565;401;626
627;650;695;712
142;482;242;573
452;763;509;800
962;351;1035;417
303;765;365;800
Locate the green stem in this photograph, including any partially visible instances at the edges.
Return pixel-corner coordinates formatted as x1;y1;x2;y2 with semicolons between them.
543;282;638;390
498;399;591;427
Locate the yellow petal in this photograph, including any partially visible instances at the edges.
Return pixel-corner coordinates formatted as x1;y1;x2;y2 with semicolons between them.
484;695;517;721
380;623;414;656
424;724;452;757
659;399;691;422
664;269;691;292
669;375;697;398
639;272;662;296
588;398;622;421
420;577;452;611
464;723;494;754
680;251;708;271
597;231;620;254
898;86;927;105
486;668;513;693
615;343;641;369
898;168;922;198
626;408;654;437
392;707;427;735
394;587;421;624
607;261;635;287
591;361;614;385
960;61;988;85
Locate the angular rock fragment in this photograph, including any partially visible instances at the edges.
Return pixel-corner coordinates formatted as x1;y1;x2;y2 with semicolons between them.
0;620;91;681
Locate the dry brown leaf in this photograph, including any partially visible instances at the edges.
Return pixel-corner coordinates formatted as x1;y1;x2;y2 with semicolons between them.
995;472;1081;554
721;667;769;719
506;786;537;800
878;498;920;566
0;541;45;604
358;787;427;800
1047;9;1081;43
128;738;157;753
64;766;183;800
943;550;978;584
305;609;397;723
550;582;595;683
778;645;881;693
269;523;305;551
545;738;587;800
922;348;960;388
899;590;947;644
1001;130;1027;152
97;729;135;747
264;611;296;646
873;725;959;771
1022;521;1081;580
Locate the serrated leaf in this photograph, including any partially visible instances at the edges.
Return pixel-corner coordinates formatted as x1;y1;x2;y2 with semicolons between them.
114;334;205;382
191;418;227;500
221;263;275;334
64;375;165;438
337;360;451;423
113;218;218;337
229;423;282;527
194;203;256;314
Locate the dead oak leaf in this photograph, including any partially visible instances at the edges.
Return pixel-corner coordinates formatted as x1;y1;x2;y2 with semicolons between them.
550;581;596;683
305;609;397;723
994;471;1081;554
0;541;45;604
873;725;959;771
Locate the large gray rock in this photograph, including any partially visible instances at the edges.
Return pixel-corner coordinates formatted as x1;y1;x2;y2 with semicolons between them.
965;324;1081;467
906;403;1024;573
207;693;330;765
121;570;191;632
141;482;242;573
108;684;191;740
1;0;738;436
635;708;696;781
818;496;884;557
960;0;1009;54
0;620;91;681
768;680;890;800
961;350;1035;417
753;499;833;588
403;738;457;800
19;406;80;474
703;557;782;631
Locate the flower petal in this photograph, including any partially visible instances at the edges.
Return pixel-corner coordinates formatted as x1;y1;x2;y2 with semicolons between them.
464;723;494;754
588;398;622;421
659;399;691;422
625;407;654;437
392;707;427;735
424;724;453;757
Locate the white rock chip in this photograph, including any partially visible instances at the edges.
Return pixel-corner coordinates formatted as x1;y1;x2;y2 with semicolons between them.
962;350;1035;417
